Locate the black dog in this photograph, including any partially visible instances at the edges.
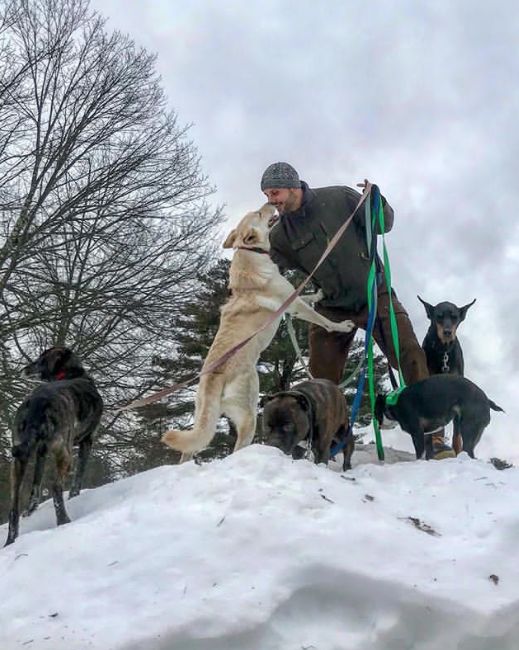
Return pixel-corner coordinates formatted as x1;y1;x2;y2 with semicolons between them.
418;296;476;376
375;375;503;460
5;347;103;546
261;378;354;471
418;296;476;454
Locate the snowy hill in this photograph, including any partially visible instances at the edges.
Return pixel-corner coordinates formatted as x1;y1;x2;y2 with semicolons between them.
1;443;519;650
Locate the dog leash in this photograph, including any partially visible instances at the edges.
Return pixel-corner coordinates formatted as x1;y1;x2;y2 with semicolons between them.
117;185;373;412
284;312;314;380
331;186;405;462
330;191;381;459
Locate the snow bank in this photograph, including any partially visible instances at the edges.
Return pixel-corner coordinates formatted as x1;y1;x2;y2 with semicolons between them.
1;444;519;650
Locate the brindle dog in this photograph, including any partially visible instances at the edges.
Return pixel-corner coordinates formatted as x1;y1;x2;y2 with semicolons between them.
5;347;103;546
262;378;354;471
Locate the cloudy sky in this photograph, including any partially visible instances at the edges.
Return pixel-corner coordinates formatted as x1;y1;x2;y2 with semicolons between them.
91;0;519;459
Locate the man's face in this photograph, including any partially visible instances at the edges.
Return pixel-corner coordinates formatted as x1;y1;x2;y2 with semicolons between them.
263;188;302;215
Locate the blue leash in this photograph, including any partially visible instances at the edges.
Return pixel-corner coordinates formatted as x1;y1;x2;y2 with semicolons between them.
330;187;381;457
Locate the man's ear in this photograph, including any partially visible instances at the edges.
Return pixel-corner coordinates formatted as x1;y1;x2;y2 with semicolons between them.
417;295;434;320
223;229;237;249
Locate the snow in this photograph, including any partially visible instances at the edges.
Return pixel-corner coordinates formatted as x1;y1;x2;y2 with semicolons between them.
1;440;519;650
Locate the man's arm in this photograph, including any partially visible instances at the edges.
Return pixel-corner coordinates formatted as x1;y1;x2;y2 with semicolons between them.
380;196;394;233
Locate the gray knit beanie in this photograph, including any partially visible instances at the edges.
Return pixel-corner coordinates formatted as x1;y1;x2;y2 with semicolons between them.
260;162;301;191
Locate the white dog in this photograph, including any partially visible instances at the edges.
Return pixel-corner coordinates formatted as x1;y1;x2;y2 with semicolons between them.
161;204;354;457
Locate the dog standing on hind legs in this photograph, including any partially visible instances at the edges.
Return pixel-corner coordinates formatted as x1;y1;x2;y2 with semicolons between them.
418;296;476;456
5;347;103;546
161;204;355;460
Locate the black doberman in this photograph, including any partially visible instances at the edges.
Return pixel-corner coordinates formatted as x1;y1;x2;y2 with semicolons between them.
418;296;476;455
375;375;503;460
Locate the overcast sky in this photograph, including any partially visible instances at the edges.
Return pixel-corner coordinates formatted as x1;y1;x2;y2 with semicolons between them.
91;0;519;460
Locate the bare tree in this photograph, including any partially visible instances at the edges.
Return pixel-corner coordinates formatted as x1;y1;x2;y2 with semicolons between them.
0;0;223;494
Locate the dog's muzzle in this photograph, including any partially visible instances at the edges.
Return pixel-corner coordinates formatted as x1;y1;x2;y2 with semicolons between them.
267;209;279;229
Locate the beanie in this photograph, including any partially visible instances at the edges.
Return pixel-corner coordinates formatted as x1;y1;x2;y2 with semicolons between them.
260;162;301;191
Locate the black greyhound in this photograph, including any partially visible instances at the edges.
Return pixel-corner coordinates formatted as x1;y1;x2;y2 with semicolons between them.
418;296;476;454
5;347;103;546
375;375;503;460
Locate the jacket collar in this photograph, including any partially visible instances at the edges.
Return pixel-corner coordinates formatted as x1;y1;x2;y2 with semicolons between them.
281;181;315;220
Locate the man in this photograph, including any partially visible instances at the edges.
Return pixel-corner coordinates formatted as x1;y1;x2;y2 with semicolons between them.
261;161;455;460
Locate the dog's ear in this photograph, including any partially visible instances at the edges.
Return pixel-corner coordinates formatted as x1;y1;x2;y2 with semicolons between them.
417;295;434;320
243;226;260;246
459;298;476;322
223;229;237;249
295;394;310;411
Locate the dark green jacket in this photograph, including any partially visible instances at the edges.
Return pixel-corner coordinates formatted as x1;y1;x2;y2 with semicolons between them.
269;182;394;311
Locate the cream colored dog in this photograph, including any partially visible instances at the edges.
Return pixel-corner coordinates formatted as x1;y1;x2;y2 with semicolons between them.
161;204;354;457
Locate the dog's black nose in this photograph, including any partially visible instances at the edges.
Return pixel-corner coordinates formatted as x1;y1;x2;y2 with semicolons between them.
443;330;452;337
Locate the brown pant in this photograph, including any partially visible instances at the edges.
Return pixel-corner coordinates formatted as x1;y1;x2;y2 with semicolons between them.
309;290;428;386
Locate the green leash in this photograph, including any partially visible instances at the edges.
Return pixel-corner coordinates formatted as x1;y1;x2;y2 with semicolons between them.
366;186;406;460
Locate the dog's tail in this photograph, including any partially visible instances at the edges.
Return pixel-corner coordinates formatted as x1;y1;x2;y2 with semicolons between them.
489;399;505;413
161;373;225;454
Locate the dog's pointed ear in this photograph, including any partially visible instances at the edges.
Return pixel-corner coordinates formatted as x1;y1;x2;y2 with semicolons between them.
417;295;434;320
223;229;237;249
459;298;476;322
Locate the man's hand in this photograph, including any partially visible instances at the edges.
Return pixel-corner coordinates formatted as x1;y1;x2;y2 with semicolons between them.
356;178;371;192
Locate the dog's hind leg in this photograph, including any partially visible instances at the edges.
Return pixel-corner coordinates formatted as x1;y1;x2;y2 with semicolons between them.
229;406;256;452
5;446;31;545
223;373;259;452
69;436;93;499
338;425;355;471
24;442;47;516
51;445;72;526
452;415;463;455
459;408;491;459
162;373;225;454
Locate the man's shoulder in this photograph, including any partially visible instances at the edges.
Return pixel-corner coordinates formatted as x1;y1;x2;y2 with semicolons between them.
312;185;361;202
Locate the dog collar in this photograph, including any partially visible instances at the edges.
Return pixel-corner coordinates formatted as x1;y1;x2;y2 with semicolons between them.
55;370;66;380
236;246;270;255
385;386;405;406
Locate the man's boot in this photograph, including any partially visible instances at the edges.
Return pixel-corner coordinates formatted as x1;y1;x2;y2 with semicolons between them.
426;430;456;460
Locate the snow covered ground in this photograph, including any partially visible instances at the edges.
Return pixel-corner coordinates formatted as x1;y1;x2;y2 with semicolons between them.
1;440;519;650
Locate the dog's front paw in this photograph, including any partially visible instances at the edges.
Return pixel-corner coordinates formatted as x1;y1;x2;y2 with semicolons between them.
333;319;355;333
